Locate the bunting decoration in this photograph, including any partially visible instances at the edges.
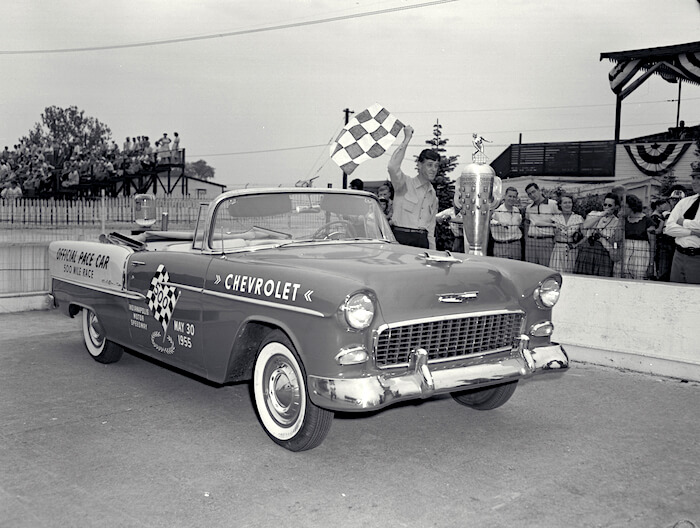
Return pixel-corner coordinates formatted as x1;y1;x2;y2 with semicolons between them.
607;51;700;95
608;59;642;94
677;52;700;84
330;103;404;176
623;142;692;177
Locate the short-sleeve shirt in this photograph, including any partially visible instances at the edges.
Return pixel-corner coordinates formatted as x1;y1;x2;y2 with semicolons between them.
625;216;653;241
491;204;522;242
391;170;438;245
526;199;558;238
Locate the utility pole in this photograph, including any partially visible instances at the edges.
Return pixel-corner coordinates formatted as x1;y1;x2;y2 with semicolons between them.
342;108;354;189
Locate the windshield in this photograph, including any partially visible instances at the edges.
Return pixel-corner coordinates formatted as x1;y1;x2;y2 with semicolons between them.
209;191;395;251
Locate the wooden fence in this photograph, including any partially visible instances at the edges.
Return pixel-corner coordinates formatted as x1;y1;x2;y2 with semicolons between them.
0;197;207;294
0;197;204;228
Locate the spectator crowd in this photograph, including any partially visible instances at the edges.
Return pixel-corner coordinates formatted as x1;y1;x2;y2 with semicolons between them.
0;132;183;198
352;175;698;285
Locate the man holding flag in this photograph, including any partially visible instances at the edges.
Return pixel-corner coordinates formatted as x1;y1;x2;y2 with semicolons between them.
387;125;439;249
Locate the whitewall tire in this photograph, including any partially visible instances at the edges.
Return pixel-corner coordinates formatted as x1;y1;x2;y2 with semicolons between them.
81;308;124;364
253;330;332;451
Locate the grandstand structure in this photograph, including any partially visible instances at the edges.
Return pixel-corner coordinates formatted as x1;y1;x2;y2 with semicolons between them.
54;148;225;200
491;41;700;203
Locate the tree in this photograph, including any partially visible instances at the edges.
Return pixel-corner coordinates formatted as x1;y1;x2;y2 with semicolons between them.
421;119;459;251
25;105;112;150
423;120;460;180
185;159;216;181
657;169;678;199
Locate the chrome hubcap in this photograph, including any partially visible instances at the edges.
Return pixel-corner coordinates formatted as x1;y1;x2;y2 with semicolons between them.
88;312;104;347
264;356;301;426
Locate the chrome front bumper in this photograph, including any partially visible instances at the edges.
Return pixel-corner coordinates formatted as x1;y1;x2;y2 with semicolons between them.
308;341;568;412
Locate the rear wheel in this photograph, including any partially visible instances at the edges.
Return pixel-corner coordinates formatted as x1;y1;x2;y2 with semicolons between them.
451;381;518;410
253;330;333;451
82;308;124;364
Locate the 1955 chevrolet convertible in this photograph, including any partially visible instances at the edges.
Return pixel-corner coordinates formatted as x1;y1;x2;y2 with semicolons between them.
49;188;568;451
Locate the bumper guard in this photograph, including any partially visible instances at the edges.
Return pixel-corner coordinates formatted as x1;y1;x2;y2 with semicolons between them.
308;337;568;412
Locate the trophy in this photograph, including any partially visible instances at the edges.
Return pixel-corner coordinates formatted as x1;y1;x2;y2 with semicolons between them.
454;163;502;256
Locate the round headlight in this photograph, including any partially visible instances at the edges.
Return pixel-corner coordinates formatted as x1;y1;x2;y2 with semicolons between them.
343;293;375;330
534;278;561;309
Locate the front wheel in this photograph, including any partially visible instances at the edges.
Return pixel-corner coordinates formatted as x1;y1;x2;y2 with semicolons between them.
82;308;124;364
253;330;333;451
451;381;518;410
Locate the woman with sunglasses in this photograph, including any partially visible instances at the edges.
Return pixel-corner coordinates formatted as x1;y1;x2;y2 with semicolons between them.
574;193;623;277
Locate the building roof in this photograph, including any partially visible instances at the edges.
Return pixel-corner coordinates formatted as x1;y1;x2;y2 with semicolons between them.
600;41;700;87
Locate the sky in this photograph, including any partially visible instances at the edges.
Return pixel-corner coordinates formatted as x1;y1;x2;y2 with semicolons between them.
2;0;700;191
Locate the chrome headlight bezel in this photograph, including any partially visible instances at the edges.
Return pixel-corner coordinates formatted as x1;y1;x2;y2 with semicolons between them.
341;292;375;330
533;277;561;309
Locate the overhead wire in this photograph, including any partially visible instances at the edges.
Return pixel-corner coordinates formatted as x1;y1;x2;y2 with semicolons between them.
0;0;457;55
396;96;700;115
188;119;690;159
304;124;344;180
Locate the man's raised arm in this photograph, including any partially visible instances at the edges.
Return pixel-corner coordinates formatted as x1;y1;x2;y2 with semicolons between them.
387;125;414;186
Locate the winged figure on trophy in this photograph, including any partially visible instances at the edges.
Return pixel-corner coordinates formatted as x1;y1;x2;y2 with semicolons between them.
471;133;492;163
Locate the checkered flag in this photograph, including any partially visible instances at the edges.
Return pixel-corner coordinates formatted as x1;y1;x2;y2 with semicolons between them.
146;264;180;333
330;103;404;175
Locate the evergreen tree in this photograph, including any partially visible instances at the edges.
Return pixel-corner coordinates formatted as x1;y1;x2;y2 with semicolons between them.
419;120;459;250
657;169;678;198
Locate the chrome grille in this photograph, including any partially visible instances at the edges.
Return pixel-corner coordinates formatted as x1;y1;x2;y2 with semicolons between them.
374;311;524;368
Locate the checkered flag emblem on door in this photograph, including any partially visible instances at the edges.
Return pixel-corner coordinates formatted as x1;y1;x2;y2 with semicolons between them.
146;264;180;333
330;103;404;175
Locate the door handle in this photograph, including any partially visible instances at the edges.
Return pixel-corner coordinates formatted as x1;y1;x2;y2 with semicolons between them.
131;261;146;266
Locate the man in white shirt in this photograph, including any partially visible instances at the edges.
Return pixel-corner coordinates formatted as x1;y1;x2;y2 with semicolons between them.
664;168;700;284
524;182;558;265
491;186;523;260
1;180;23;199
387;125;439;249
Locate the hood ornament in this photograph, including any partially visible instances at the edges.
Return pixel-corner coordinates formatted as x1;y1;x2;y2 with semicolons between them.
419;251;463;264
437;291;479;303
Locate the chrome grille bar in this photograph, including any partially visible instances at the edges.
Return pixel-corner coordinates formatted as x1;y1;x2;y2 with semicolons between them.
374;311;525;368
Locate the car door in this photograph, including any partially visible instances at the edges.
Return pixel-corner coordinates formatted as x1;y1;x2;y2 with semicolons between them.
126;251;211;377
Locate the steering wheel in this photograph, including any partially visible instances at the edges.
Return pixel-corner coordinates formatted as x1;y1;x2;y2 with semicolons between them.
311;220;356;240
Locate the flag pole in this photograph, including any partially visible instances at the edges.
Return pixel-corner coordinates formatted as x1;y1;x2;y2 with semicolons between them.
342;108;354;188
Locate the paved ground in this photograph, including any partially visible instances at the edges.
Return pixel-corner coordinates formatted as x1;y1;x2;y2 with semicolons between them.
1;310;699;528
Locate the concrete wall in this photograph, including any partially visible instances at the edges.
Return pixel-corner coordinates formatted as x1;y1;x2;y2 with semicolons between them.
3;240;699;380
0;243;50;294
553;274;700;381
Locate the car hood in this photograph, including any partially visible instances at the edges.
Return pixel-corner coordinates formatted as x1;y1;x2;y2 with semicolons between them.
226;242;555;321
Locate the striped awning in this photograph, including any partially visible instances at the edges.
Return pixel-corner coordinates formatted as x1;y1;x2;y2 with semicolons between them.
601;41;700;94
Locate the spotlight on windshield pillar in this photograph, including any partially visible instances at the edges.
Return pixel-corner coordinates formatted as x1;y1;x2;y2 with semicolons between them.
134;193;157;228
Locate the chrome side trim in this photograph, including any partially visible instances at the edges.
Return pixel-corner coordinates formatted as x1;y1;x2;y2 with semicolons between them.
202;289;325;317
54;277;145;301
164;282;202;294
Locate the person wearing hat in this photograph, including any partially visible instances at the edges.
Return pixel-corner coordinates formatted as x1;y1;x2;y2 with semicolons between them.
664;165;700;284
667;185;687;211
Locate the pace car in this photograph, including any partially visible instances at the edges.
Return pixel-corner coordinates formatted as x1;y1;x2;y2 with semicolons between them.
49;188;568;451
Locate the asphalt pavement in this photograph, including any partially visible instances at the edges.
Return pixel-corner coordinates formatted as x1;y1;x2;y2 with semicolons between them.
1;309;699;528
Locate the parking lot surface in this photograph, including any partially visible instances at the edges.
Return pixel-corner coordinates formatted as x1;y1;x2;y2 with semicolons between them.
1;310;699;528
